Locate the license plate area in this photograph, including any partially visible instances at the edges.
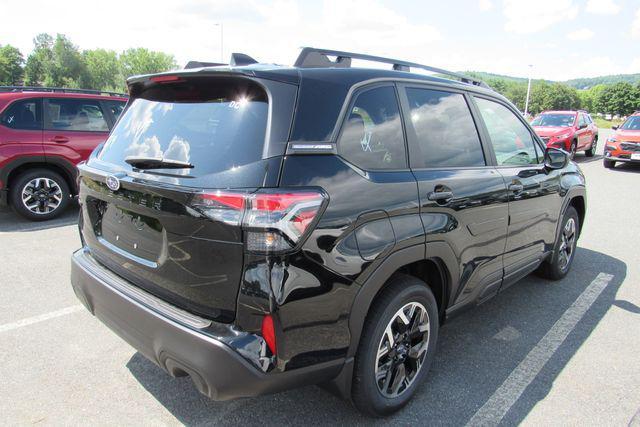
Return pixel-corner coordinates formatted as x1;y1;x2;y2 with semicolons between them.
631;153;640;160
99;204;164;266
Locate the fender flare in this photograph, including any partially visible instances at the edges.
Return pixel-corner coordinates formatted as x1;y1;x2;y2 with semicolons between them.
1;155;78;193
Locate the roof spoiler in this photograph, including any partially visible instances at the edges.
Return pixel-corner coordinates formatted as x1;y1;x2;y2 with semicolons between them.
293;47;491;89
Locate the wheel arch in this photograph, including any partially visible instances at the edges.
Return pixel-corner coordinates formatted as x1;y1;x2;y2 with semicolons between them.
5;157;77;200
346;244;450;359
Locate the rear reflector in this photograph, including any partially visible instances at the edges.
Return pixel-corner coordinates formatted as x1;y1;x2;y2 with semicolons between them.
261;314;277;355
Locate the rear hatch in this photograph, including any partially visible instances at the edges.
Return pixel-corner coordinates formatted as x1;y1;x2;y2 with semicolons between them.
78;72;297;322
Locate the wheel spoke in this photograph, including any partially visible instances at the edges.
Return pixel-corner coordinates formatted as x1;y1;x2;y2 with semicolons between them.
390;363;407;395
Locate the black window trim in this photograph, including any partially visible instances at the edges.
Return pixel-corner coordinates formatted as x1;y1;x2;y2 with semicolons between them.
99;99;127;130
397;82;494;171
334;82;410;172
43;97;112;134
470;94;546;169
0;96;44;131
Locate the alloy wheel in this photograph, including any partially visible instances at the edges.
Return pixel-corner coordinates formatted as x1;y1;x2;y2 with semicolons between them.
21;177;63;215
375;301;430;398
558;217;576;271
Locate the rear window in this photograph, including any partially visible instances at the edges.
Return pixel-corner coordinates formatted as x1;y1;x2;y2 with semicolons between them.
99;78;269;177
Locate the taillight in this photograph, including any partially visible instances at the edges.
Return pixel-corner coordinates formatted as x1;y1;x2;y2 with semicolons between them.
191;188;327;253
191;191;247;225
261;314;277;355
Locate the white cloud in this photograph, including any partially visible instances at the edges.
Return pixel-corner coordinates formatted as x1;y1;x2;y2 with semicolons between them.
567;28;595;40
503;0;578;34
633;8;640;39
586;0;620;15
478;0;493;11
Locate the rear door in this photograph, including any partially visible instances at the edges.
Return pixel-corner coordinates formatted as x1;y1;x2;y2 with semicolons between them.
0;97;44;157
399;84;509;307
472;96;563;288
43;97;111;165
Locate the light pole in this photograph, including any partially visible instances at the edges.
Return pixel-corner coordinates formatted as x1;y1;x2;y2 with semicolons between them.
524;64;533;117
214;23;224;63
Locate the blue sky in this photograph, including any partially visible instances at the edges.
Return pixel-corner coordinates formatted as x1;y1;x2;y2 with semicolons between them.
2;0;639;81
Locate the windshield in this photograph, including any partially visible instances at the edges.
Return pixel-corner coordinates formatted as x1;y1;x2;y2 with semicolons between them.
531;114;575;127
620;116;640;131
99;82;269;178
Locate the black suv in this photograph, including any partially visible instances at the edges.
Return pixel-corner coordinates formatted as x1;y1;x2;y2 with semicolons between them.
70;48;586;416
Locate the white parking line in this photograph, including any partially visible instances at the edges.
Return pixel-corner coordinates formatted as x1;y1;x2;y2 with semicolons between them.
467;272;614;426
0;305;84;334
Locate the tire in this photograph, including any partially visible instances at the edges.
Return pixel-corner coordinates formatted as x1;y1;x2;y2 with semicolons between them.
537;206;579;281
352;274;439;417
603;159;616;169
585;137;597;157
569;140;577;159
9;169;70;221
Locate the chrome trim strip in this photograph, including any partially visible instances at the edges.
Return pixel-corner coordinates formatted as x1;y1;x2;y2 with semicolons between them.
97;237;158;268
73;249;212;329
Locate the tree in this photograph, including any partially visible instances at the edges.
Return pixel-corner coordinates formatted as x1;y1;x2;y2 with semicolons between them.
24;33;53;85
599;82;640;116
80;49;120;91
119;48;176;79
0;44;24;85
44;34;87;87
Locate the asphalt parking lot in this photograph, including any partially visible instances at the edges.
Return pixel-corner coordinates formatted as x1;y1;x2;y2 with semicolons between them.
1;129;639;426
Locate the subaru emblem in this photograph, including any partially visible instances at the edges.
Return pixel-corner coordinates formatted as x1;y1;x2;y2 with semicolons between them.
106;175;120;191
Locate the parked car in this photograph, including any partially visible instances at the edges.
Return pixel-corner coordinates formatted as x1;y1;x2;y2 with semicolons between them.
0;87;127;220
603;111;640;168
70;48;586;417
531;110;598;158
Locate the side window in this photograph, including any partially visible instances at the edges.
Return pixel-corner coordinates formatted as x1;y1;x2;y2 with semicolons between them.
578;114;587;127
105;100;126;123
46;98;109;132
405;88;485;168
0;99;42;130
475;97;540;166
338;86;406;170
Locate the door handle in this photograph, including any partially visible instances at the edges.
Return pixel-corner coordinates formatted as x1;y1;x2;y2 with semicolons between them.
509;184;524;193
50;135;69;143
427;191;454;203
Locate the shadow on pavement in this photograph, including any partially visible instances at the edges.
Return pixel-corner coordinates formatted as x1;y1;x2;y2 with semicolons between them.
611;163;640;174
0;204;78;232
127;247;626;425
573;153;603;164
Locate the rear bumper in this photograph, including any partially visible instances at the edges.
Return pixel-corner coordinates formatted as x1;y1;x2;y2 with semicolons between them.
70;248;342;401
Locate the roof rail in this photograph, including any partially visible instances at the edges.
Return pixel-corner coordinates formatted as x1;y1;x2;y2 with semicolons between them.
0;86;127;97
293;47;491;89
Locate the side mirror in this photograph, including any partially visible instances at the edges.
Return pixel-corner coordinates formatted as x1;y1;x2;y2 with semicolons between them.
544;147;569;170
578;123;587;129
612;125;618;130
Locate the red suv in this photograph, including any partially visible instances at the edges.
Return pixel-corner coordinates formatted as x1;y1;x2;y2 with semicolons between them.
531;110;598;158
0;87;127;220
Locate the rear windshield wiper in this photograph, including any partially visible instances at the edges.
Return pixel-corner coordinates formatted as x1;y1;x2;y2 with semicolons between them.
125;156;194;170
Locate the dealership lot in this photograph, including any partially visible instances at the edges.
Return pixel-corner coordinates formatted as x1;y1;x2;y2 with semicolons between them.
1;129;639;425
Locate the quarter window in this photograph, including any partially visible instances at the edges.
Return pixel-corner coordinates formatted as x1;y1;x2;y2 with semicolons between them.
405;88;485;168
475;98;540;166
338;86;406;170
0;99;42;130
105;100;126;122
46;98;109;132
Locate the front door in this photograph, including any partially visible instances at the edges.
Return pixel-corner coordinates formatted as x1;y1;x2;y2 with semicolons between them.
472;96;563;288
399;85;509;308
